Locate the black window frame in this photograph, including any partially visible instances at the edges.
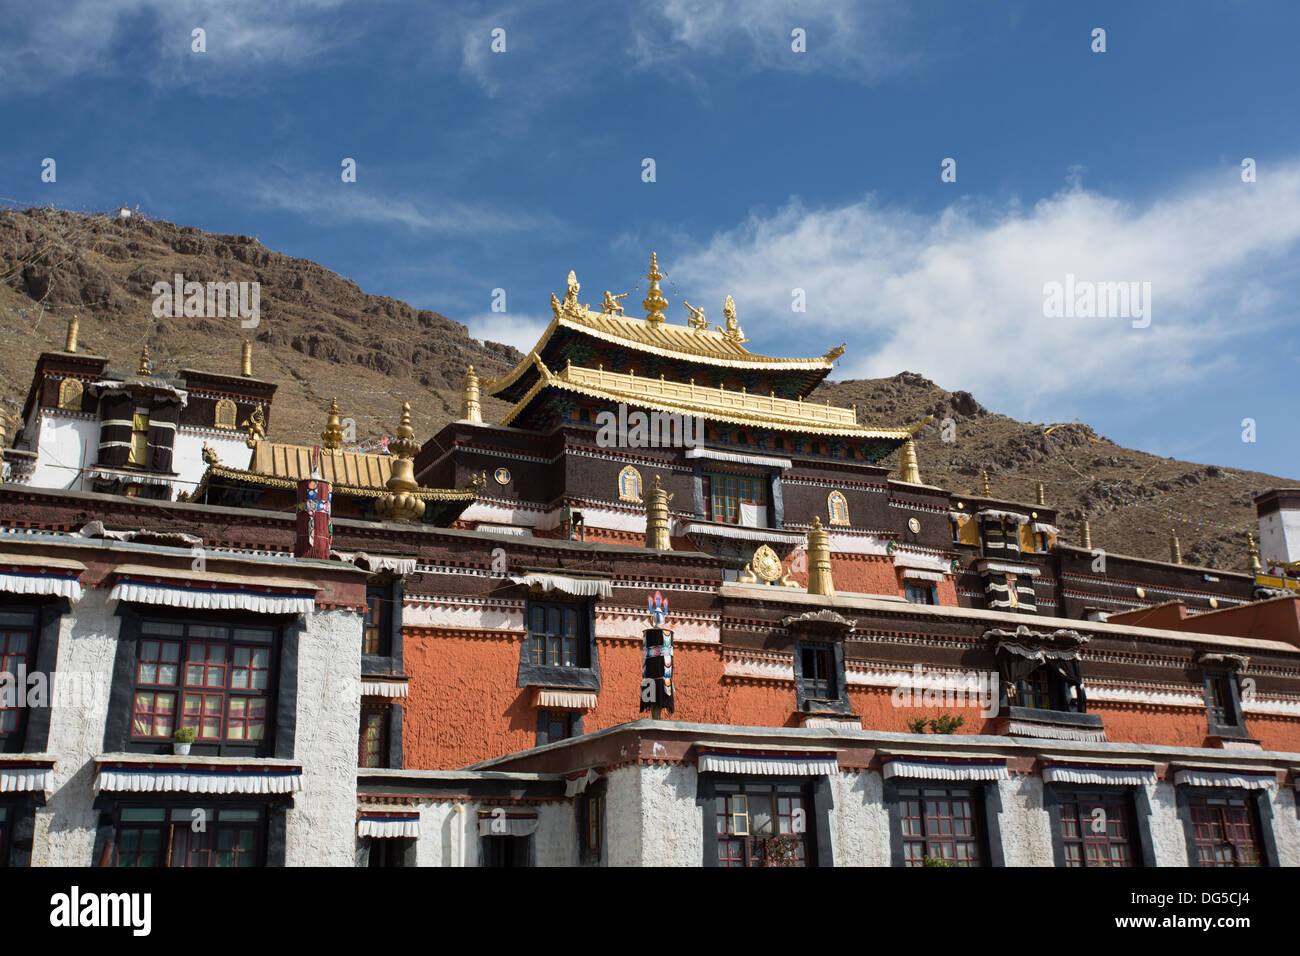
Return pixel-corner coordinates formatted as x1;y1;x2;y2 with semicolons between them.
536;708;582;746
884;777;1004;867
1176;787;1279;868
0;600;66;754
361;577;403;677
904;583;938;605
517;599;601;692
698;774;834;867
792;638;850;715
1201;669;1248;738
103;799;274;868
481;834;534;867
578;778;607;866
1044;785;1153;867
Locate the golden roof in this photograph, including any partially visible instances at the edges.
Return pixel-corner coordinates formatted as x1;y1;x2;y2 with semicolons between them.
486;311;844;397
194;463;478;503
501;357;922;439
252;441;393;489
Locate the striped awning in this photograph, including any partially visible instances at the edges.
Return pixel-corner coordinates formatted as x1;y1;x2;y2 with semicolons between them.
698;750;838;777
477;811;539;837
881;756;1009;782
0;554;85;603
1042;762;1156;787
110;569;315;615
508;574;612;599
95;762;303;795
533;688;597;710
1007;720;1106;742
1172;768;1278;791
362;678;410;699
901;569;945;583
0;761;55;793
358;812;421;838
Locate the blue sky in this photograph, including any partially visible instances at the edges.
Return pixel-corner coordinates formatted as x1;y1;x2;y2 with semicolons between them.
3;0;1299;477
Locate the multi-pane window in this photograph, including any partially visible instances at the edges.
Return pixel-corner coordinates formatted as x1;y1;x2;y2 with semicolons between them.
801;646;834;701
527;603;588;668
583;792;604;864
703;473;767;525
116;806;263;867
905;583;938;605
715;782;809;867
359;707;388;768
1016;668;1054;710
127;411;150;466
0;610;36;740
130;621;274;747
1187;795;1263;867
1203;671;1239;728
538;709;577;745
362;586;389;656
1058;792;1138;867
899;786;983;866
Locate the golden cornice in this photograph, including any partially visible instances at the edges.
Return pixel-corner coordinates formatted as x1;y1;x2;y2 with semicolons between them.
500;359;919;439
195;464;477;502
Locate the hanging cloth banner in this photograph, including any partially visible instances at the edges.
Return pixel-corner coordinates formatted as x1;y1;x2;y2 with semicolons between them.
641;591;675;713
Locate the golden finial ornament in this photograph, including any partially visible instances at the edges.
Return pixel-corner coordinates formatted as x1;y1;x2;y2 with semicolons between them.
807;516;835;596
1080;515;1092;550
1170;529;1182;565
64;315;79;353
137;343;151;377
241;340;252;377
321;398;344;451
461;365;482;423
1036;481;1046;506
899;438;921;484
1248;531;1262;572
642;253;668;324
554;270;590;319
376;403;426;522
981;471;991;496
718;295;747;344
646;474;672;550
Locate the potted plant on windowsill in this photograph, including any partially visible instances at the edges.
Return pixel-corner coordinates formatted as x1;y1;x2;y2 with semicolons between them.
172;726;196;756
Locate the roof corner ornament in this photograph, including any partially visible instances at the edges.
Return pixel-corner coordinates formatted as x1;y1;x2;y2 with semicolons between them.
461;365;483;423
642;253;668;324
600;290;628;316
201;443;220;466
242;404;266;449
825;342;846;362
552;269;590;320
683;300;708;331
137;343;152;377
717;295;747;344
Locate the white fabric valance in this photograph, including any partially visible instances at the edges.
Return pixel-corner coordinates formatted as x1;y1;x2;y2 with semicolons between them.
1043;764;1156;787
947;511;971;524
95;767;303;794
110;581;315;615
508;574;612;599
978;510;1030;525
0;572;82;602
882;758;1009;782
331;551;418;575
361;680;409;699
0;766;53;793
685;447;791;470
565;769;602;797
981;561;1041;577
1031;523;1059;536
1173;769;1277;791
535;689;598;710
1007;721;1106;742
477;812;539;837
698;752;838;776
902;569;945;583
682;523;804;545
358;815;421;838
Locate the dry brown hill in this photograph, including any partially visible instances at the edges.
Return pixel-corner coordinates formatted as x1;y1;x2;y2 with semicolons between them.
0;208;1287;570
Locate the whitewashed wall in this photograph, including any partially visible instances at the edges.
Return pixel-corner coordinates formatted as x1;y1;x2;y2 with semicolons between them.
27;412;99;491
173;429;251;497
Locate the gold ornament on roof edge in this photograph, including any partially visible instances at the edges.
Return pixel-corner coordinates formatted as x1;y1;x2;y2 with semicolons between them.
718;295;747;344
321;398;344;450
642;253;668;323
683;300;708;331
601;291;628;316
376;402;425;522
242;404;266;448
751;544;782;583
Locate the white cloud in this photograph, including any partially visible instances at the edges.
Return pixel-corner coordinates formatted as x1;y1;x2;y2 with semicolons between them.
670;163;1300;416
465;312;549;353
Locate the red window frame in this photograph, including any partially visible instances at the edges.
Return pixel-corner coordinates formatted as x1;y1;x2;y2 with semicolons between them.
359;707;388;768
900;786;984;867
1058;792;1137;867
1188;795;1263;867
0;622;36;739
715;783;809;867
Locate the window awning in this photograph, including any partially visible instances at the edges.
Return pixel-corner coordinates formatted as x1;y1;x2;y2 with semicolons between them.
477;810;539;837
357;812;421;838
1031;523;1059;536
682;523;805;545
685;447;792;470
1007;720;1106;742
94;758;304;795
1172;768;1278;791
0;759;55;794
1042;762;1156;787
0;554;85;603
902;569;945;583
508;573;612;599
880;756;1009;782
565;768;602;796
533;688;597;710
331;551;418;575
697;750;838;777
109;565;316;615
978;509;1030;525
362;678;410;699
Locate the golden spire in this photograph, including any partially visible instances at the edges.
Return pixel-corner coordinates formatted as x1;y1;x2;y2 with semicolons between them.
461;365;482;423
0;407;7;449
642;252;667;324
321;398;344;451
241;340;252;377
1080;515;1092;550
64;315;79;353
899;438;921;484
1248;531;1262;572
376;403;425;522
1036;481;1046;506
1170;529;1182;565
807;516;835;597
981;471;991;496
137;343;151;376
646;474;672;550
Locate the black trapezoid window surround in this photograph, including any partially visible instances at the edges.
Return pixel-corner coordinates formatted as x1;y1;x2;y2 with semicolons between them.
361;577;404;675
0;600;69;755
697;773;836;868
518;598;601;691
1195;652;1251;740
785;610;854;716
883;777;1005;867
1045;786;1151;867
1177;788;1277;868
107;802;274;868
985;626;1102;740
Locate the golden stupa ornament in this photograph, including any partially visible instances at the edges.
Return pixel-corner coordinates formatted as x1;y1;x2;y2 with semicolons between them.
1080;515;1092;550
645;474;672;551
137;343;151;377
981;471;991;496
807;516;834;596
461;365;482;423
642;253;668;324
241;340;253;377
64;315;79;353
321;398;344;450
1248;531;1262;572
899;438;921;484
1170;529;1182;565
376;403;426;522
718;295;747;344
1036;481;1046;506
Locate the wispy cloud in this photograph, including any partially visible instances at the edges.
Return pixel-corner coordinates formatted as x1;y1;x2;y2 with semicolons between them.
464;311;549;353
670;163;1300;415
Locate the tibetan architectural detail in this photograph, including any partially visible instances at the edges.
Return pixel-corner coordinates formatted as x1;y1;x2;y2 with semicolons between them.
1080;515;1092;550
137;342;151;376
376;403;425;522
899;438;921;484
718;295;746;344
642;252;668;323
321;398;344;450
807;516;834;596
1170;529;1183;564
461;365;482;423
646;474;671;550
64;315;79;353
241;339;253;377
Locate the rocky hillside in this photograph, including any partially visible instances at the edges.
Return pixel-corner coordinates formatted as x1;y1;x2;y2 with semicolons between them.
1;208;1288;570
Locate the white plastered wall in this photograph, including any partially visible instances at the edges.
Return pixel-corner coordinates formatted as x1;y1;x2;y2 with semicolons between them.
28;412;99;491
172;428;251;497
